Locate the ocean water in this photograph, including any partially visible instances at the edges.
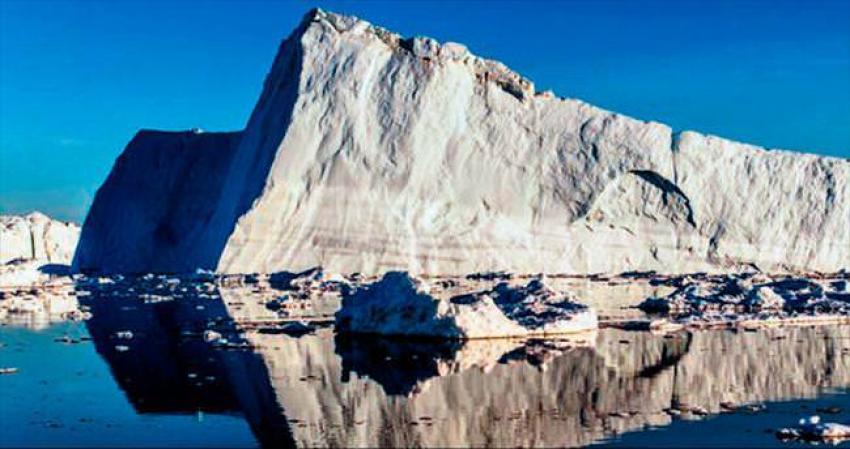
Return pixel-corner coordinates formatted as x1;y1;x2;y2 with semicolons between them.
0;323;257;447
1;284;849;448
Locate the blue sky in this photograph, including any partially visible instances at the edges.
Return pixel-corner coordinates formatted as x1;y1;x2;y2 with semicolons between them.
1;0;848;222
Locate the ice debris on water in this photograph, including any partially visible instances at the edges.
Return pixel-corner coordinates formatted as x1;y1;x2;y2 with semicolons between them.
115;330;134;340
336;272;597;339
777;415;850;442
203;330;224;343
638;273;850;327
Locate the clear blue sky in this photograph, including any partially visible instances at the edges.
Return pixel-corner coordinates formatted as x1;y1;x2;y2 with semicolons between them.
1;0;848;222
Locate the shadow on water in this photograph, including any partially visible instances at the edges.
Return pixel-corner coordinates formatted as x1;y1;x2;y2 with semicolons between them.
336;335;465;396
75;278;850;448
78;282;296;448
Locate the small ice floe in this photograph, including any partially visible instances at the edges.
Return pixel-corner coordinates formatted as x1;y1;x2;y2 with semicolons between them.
65;309;93;321
777;415;850;442
719;402;765;413
54;335;79;344
190;268;216;282
719;402;738;412
114;330;134;340
741;403;766;413
668;404;709;417
336;272;597;339
203;330;223;343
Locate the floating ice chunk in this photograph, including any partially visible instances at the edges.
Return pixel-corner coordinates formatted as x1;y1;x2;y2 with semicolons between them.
777;415;850;441
336;272;597;339
203;330;223;343
115;330;134;340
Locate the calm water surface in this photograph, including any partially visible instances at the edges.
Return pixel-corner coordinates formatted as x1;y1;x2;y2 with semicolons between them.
1;283;849;447
0;323;256;447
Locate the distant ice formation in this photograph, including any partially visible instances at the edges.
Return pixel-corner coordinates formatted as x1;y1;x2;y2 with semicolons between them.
1;212;78;264
0;212;79;287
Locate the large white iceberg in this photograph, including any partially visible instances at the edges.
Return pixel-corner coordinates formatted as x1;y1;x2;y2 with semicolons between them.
72;9;849;277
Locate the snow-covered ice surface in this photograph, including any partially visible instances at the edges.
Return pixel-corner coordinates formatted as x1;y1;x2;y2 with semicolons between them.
336;272;597;339
72;8;849;277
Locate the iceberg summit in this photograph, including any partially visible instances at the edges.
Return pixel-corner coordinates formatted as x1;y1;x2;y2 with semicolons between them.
73;9;849;277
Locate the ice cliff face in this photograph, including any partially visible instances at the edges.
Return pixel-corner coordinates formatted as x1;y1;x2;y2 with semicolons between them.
1;212;80;287
73;130;241;273
74;9;850;275
1;212;79;265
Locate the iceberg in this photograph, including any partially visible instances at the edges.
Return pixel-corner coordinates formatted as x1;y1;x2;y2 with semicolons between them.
72;9;848;277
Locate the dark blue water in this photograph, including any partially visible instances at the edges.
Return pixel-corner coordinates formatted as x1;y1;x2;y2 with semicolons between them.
2;282;850;447
0;323;256;447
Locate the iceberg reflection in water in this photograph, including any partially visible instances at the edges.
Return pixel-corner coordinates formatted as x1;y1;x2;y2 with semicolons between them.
70;281;850;447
